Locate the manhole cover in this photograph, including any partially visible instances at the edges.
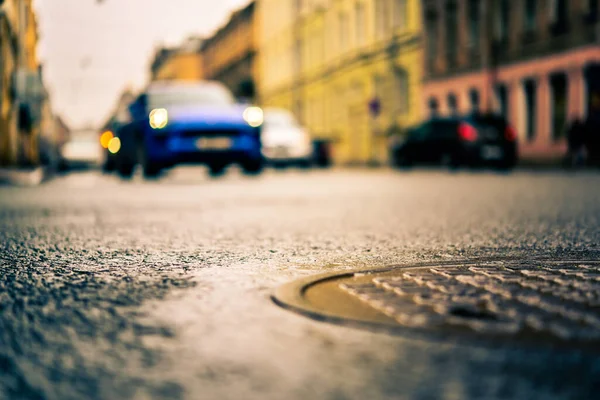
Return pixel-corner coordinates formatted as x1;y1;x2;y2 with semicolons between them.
273;260;600;348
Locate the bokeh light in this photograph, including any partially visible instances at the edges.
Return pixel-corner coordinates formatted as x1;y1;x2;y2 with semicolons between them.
107;137;121;154
100;131;114;149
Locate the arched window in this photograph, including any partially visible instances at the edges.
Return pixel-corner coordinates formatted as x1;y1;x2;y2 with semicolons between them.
550;73;568;140
428;97;439;117
495;84;509;119
447;93;458;116
523;79;537;141
469;88;480;113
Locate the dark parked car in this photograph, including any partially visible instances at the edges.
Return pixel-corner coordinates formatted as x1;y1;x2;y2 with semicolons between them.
391;115;518;170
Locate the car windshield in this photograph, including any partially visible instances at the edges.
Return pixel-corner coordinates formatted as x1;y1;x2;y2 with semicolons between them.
147;84;235;109
265;110;299;128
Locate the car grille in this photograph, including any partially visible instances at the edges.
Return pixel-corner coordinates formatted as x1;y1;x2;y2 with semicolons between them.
179;129;240;138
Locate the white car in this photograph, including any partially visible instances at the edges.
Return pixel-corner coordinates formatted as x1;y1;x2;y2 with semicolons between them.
59;132;102;171
261;108;313;167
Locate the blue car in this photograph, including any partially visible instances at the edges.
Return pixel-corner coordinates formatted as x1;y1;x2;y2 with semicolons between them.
115;81;264;178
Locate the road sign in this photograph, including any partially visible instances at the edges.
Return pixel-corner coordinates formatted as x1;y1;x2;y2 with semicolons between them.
368;97;381;118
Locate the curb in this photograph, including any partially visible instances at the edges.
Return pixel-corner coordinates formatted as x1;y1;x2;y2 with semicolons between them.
0;167;47;187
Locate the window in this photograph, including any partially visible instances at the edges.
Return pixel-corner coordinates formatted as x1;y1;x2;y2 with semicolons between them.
148;83;235;108
393;0;408;31
496;84;509;119
302;36;310;69
446;2;458;67
310;30;318;67
549;0;568;34
585;65;600;117
428;97;439;117
375;0;391;39
495;0;510;41
426;12;438;72
295;99;304;125
373;75;386;108
316;28;325;66
524;79;537;141
524;0;537;32
468;0;480;48
355;2;366;46
469;89;480;113
265;110;300;128
339;12;349;52
394;68;410;115
447;93;458;116
550;74;568;141
294;39;302;75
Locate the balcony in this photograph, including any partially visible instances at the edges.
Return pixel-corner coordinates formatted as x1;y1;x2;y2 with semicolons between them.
496;21;598;66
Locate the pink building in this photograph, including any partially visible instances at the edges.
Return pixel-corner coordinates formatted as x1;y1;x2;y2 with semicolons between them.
422;0;600;162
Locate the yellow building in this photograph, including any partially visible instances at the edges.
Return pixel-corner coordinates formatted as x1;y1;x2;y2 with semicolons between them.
0;0;19;165
202;1;259;100
0;0;42;166
258;0;423;165
150;37;204;82
256;0;296;109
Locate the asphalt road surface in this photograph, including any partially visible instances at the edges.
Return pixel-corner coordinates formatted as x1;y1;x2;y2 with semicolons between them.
1;167;599;400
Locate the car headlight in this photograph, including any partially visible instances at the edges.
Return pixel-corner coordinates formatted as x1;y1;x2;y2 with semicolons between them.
100;130;114;149
149;108;168;129
107;137;121;154
243;107;263;127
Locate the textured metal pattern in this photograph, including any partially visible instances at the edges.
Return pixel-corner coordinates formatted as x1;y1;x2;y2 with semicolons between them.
338;262;600;341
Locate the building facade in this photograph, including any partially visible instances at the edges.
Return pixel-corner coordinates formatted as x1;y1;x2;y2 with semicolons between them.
0;0;19;165
257;0;296;110
259;0;423;165
150;37;205;82
422;0;600;162
202;1;258;100
0;0;45;167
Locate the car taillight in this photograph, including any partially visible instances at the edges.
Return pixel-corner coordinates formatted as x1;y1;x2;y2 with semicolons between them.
505;125;517;141
458;123;478;142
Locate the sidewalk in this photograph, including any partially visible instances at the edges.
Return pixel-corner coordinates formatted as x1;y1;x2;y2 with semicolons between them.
0;167;46;186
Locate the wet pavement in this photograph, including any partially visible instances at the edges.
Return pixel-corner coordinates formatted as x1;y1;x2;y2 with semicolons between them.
1;167;599;400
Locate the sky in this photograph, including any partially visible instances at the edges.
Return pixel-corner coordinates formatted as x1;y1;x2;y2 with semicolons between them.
35;0;249;129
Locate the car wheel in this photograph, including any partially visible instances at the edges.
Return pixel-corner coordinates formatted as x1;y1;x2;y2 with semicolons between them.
137;142;161;179
102;158;116;173
497;157;517;172
298;160;312;169
241;159;264;175
117;159;135;179
393;152;413;170
208;163;227;177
